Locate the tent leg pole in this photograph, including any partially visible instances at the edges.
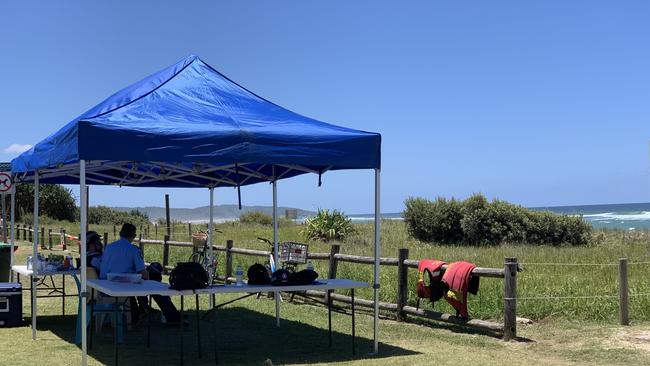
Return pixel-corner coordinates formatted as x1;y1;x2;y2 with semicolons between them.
209;187;214;308
273;174;280;327
372;168;380;354
80;160;88;366
31;172;39;340
10;184;15;282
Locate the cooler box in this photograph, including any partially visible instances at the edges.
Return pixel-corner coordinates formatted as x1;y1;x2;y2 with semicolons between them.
0;282;22;327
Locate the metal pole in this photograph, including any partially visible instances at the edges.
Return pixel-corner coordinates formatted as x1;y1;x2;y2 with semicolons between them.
273;175;280;327
80;160;88;366
1;192;7;242
32;171;39;340
9;183;15;282
208;187;215;308
373;168;380;354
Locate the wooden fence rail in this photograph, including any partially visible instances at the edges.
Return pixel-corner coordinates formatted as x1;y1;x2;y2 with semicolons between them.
12;223;517;338
134;237;516;339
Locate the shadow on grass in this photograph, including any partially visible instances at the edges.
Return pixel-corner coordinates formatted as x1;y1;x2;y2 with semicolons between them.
293;293;535;343
43;306;416;366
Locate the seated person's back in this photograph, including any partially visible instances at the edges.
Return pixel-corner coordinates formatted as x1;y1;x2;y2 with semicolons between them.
99;224;145;279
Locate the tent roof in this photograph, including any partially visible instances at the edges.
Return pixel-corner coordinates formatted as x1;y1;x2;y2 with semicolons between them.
11;55;380;188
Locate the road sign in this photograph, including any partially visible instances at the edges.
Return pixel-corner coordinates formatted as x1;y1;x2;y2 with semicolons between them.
0;172;13;193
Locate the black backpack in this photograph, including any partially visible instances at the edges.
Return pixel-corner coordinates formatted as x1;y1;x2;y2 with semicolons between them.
169;262;209;290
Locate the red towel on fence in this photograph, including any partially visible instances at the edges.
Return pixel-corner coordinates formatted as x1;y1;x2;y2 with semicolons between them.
442;261;477;319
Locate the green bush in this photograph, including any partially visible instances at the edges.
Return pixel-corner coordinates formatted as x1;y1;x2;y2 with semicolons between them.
239;211;273;226
403;194;591;246
88;205;150;226
403;197;463;244
301;209;356;242
16;184;78;222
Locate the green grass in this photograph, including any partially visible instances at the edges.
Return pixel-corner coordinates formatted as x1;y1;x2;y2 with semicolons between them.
13;219;650;323
5;231;650;365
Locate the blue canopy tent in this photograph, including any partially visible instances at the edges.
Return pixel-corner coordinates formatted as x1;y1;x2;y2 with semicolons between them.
11;55;381;364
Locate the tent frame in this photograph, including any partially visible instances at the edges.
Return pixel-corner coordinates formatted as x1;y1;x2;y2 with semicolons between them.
16;160;381;364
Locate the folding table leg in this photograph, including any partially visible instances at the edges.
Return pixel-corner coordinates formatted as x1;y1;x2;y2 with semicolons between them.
213;295;218;365
114;297;119;366
327;289;333;348
351;289;356;355
62;274;66;316
180;296;184;366
89;290;95;350
147;295;151;348
196;294;202;359
30;276;34;330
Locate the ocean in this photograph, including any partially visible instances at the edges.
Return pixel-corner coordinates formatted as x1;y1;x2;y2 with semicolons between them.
349;202;650;231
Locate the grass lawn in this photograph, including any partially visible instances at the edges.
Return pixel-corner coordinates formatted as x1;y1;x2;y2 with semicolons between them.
4;237;650;365
19;219;650;321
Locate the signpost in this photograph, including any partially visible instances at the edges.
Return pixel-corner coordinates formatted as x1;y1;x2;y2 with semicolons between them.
0;171;13;242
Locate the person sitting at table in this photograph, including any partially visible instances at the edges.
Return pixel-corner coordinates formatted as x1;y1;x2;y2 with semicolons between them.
86;231;103;274
100;223;182;325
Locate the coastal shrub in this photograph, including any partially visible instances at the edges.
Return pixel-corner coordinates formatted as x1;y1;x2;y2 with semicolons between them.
239;211;273;226
302;209;356;242
403;197;463;243
404;194;591;246
16;184;78;222
88;206;150;226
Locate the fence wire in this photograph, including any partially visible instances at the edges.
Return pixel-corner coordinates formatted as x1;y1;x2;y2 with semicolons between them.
508;292;650;301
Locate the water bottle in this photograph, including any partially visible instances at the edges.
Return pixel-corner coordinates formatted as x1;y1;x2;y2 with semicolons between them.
235;264;244;286
307;261;314;272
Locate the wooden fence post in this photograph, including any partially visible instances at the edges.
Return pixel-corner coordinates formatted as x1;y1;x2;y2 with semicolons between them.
165;194;171;240
503;257;518;341
16;224;21;240
61;229;67;250
188;223;192;243
40;227;46;249
138;233;144;255
397;248;409;321
327;245;341;303
328;245;341;279
155;224;158;240
103;232;108;246
113;225;116;240
619;258;629;325
163;235;170;273
48;229;52;249
28;226;33;243
225;240;234;282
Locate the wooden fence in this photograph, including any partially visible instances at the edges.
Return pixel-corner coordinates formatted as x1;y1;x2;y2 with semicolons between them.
136;236;518;340
13;223;518;340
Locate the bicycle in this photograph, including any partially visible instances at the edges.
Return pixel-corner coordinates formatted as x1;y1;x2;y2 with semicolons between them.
257;236;309;272
189;229;222;284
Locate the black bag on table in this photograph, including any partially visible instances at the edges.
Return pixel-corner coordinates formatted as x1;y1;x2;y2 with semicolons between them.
169;262;209;290
289;269;319;286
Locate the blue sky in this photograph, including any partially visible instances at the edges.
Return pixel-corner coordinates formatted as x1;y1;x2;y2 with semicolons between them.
1;1;649;213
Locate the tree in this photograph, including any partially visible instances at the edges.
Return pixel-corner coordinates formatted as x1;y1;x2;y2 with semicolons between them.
16;184;78;222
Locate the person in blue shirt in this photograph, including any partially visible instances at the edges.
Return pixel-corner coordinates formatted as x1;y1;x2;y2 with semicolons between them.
100;223;181;324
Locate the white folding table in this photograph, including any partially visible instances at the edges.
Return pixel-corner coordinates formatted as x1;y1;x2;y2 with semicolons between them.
12;264;80;333
87;278;369;365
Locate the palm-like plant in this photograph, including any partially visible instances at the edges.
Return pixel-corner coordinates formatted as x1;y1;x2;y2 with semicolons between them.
301;209;356;241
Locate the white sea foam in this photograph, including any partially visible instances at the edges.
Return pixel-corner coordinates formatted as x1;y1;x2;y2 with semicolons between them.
582;211;650;221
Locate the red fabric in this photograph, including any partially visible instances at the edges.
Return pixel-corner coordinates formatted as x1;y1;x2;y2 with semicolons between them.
442;261;476;318
416;259;446;299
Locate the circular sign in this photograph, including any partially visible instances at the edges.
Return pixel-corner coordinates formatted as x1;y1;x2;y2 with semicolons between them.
0;172;12;193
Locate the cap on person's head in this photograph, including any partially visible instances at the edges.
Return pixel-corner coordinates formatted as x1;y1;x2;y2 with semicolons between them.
119;223;137;239
86;231;101;245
